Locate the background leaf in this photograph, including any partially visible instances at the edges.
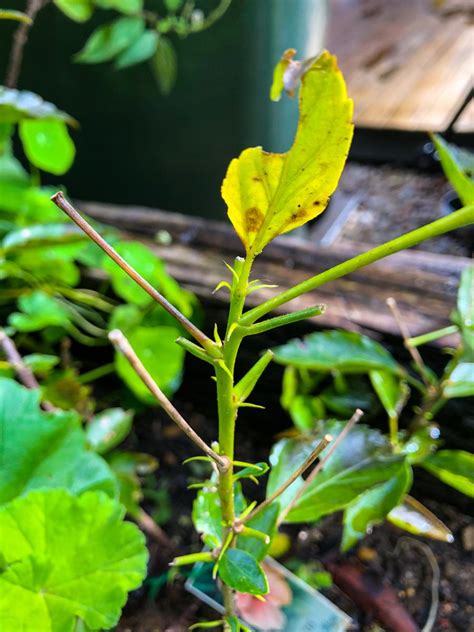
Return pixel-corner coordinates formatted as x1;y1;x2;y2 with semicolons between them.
431;134;474;206
152;36;178;95
0;87;75;124
443;363;474;398
19;119;75;175
0;489;147;631
54;0;93;22
75;16;145;64
86;408;134;454
116;30;158;69
9;291;70;332
0;378;117;504
422;450;474;497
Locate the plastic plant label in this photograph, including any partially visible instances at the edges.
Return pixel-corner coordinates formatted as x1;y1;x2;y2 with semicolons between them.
185;556;352;631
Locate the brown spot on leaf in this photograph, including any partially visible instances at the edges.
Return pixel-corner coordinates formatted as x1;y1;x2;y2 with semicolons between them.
313;200;321;206
245;207;264;233
252;176;262;182
290;208;308;222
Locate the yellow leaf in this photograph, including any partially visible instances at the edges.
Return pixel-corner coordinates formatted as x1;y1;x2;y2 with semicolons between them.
222;50;353;256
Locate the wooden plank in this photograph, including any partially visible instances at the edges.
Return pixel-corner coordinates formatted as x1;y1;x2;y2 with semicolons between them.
454;98;474;133
80;201;470;343
327;0;474;132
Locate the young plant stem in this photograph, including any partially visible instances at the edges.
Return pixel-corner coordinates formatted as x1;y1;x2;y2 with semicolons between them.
243;434;332;524
407;325;459;347
5;0;44;88
386;297;430;386
108;329;228;470
240;205;474;326
278;409;363;525
51;192;218;357
0;329;55;411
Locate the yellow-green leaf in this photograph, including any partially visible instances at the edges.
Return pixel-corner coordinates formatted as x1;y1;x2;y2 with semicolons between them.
222;50;353;256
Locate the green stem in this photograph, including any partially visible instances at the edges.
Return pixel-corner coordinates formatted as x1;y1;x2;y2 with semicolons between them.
240;205;474;326
78;362;115;384
214;255;253;617
408;325;459;348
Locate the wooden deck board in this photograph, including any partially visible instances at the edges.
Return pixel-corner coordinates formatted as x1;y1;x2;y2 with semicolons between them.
327;0;474;132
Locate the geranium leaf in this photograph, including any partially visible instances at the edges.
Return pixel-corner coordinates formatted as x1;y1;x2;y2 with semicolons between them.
222;50;353;256
0;378;117;504
0;489;147;631
219;549;268;596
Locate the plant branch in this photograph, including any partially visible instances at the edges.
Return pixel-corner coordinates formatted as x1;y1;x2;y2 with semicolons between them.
243;434;332;524
240;205;474;326
278;409;363;525
51;192;217;356
109;329;228;470
0;329;55;411
239;305;325;336
386;297;430;386
5;0;44;88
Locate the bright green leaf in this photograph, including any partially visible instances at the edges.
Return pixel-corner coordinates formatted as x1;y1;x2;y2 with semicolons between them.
0;489;147;631
273;330;400;374
219;549;268;596
22;353;59;374
193;483;246;549
86;408;134;454
115;325;184;401
431;134;474;206
455;265;474;353
222;51;353;255
9;291;70;332
19;119;75;175
0;378;118;504
74;16;145;64
342;461;412;550
422;449;474;497
152;36;177;95
266;437;314;509
54;0;93;22
443;362;474;398
237;503;279;561
116;30;158;69
369;369;408;419
0;87;75;125
2;222;84;252
388;495;453;542
95;0;143;14
401;426;439;464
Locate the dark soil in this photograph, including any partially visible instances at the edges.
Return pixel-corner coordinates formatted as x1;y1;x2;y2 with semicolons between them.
111;307;474;631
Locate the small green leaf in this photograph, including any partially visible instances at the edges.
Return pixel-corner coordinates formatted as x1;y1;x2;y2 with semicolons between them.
455;265;474;353
54;0;93;22
342;461;412;551
86;408;134;454
443;363;474;398
9;290;70;332
431;134;474;206
2;222;84;252
422;450;474;497
152;36;177;95
0;489;147;631
193;483;246;549
219;549;268;596
0;378;118;504
401;426;439;464
19;119;75;175
0;87;75;125
74;16;145;64
22;353;59;374
115;325;184;401
95;0;143;14
0;9;32;23
237;503;279;561
388;495;453;542
369;369;409;419
273;330;400;374
115;30;158;69
164;0;183;11
222;51;353;255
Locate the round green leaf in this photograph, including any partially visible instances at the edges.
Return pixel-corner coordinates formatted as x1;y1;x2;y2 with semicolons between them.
0;378;118;504
19;119;75;175
0;489;148;631
86;407;134;454
219;549;268;596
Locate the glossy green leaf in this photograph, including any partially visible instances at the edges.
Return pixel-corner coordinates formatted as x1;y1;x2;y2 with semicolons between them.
388;495;453;542
9;291;70;332
320;378;378;418
422;449;474;497
115;325;184;401
0;378;117;504
0;9;32;22
266;437;315;509
219;549;268;596
86;408;134;454
287;395;320;431
273;330;400;374
401;426;439;464
287;455;404;523
0;87;75;124
22;353;59;374
54;0;93;22
432;134;474;206
2;222;84;252
443;362;474;398
455;265;474;353
369;369;408;419
342;461;412;550
237;503;279;561
152;36;177;95
19;119;75;175
116;30;158;68
222;51;353;255
0;489;147;631
193;483;246;549
75;16;145;64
